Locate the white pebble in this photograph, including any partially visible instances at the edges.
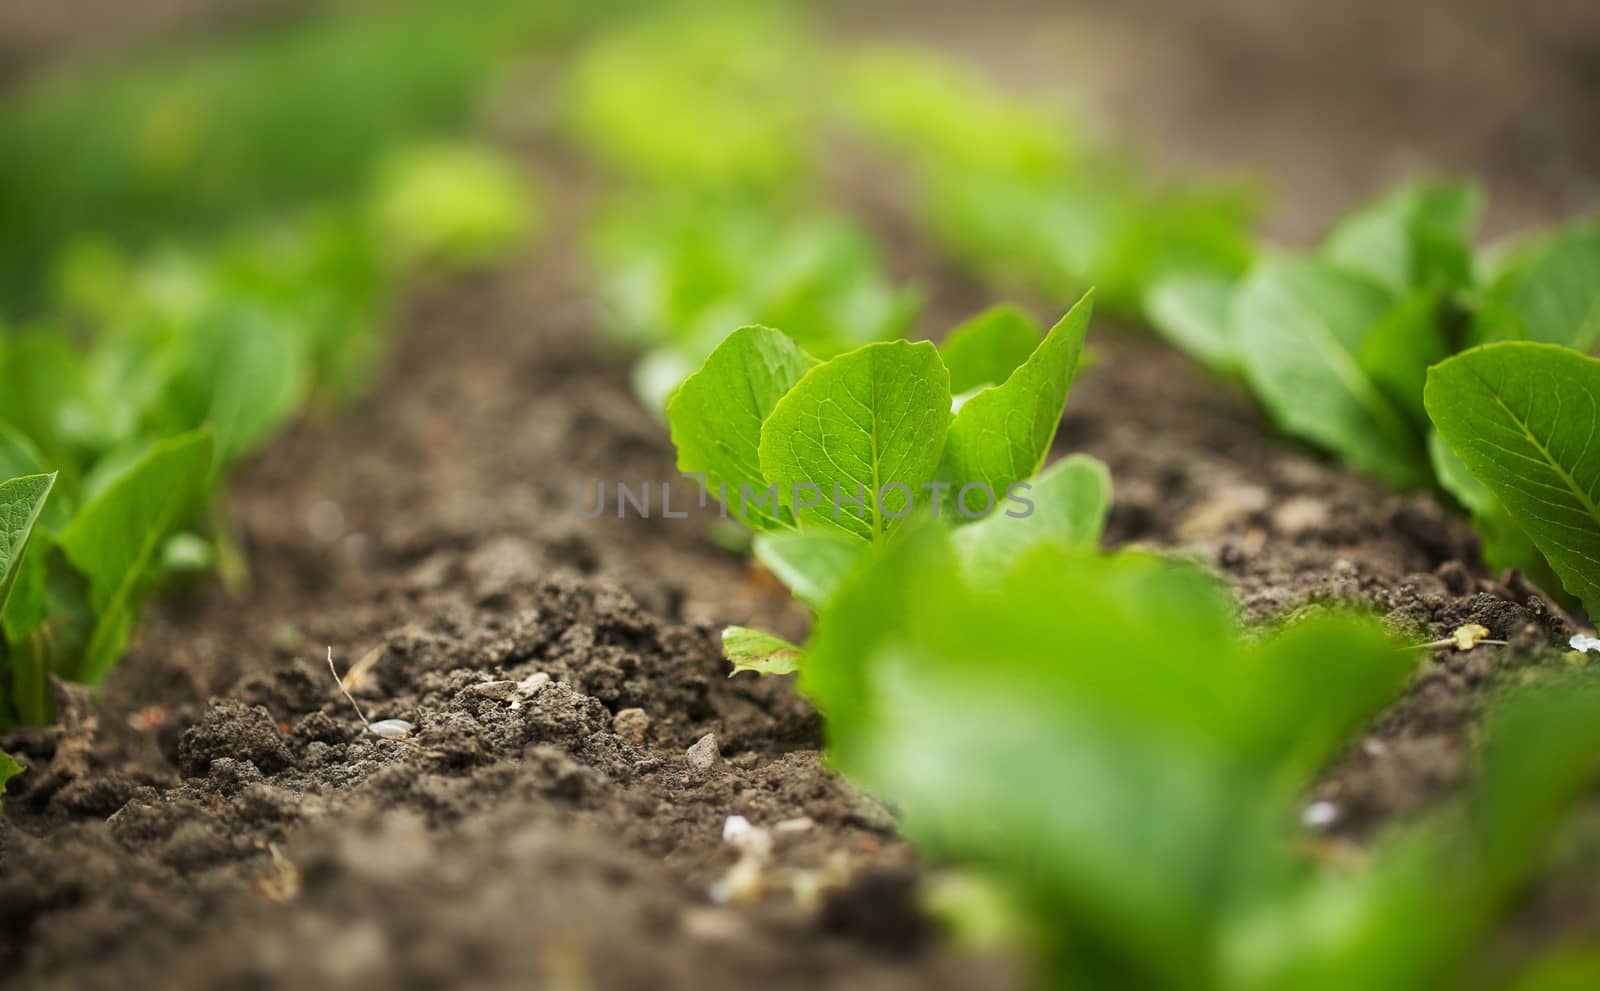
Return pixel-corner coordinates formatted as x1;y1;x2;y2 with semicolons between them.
722;815;753;842
517;672;551;695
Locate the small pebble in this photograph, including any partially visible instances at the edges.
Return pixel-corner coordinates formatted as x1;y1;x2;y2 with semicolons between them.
1270;496;1329;536
613;707;650;744
369;719;413;740
463;680;519;701
686;733;721;775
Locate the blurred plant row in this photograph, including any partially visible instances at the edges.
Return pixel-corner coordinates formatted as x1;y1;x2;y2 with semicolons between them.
0;2;554;733
2;3;1599;989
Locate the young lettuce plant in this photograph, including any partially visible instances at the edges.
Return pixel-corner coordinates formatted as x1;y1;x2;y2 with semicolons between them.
666;293;1110;673
839;47;1259;316
805;517;1600;989
1426;342;1600;617
565;8;818;193
0;431;214;728
1149;184;1599;594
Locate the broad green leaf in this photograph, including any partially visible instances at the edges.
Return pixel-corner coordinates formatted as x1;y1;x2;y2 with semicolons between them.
801;517;958;742
1477;223;1600;352
722;625;804;677
1235;258;1428;487
0;749;20;808
807;526;1409;988
1425;343;1600;613
668;326;817;531
1144;274;1240;375
1356;289;1449;429
0;333;106;481
752;529;865;611
1510;948;1600;991
953;454;1110;584
758;340;949;542
0;423;69;532
0;474;55;622
164;306;309;465
1428;430;1559;588
940;304;1040;394
1323;181;1481;294
940;292;1092;499
1472;681;1600;897
57;430;215;683
1;530;48;643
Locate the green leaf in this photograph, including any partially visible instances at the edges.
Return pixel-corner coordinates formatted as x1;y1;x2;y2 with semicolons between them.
164;306;309;465
57;430;215;683
805;525;1411;987
1144;273;1240;376
722;625;804;677
1472;681;1600;897
1323;181;1482;294
1425;343;1600;613
1356;289;1449;429
0;422;69;532
752;530;866;611
1477;223;1600;352
0;473;56;622
1428;431;1559;587
940;304;1041;395
1235;258;1428;487
0;749;20;808
940;292;1092;499
758;339;950;542
667;326;817;531
0;333;106;482
953;454;1110;585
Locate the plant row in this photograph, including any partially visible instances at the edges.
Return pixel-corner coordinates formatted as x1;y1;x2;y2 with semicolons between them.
0;4;548;790
570;9;1600;988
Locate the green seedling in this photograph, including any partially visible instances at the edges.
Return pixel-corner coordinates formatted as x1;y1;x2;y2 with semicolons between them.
1148;182;1600;598
1426;342;1600;616
840;46;1259;315
667;293;1110;671
804;518;1600;989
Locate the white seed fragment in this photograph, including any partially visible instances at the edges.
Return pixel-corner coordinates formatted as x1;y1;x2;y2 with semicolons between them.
1571;634;1600;654
1452;624;1491;651
1302;801;1339;828
369;719;414;740
722;815;753;842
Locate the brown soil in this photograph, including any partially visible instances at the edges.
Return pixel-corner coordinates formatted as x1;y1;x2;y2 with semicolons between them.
4;2;1600;989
